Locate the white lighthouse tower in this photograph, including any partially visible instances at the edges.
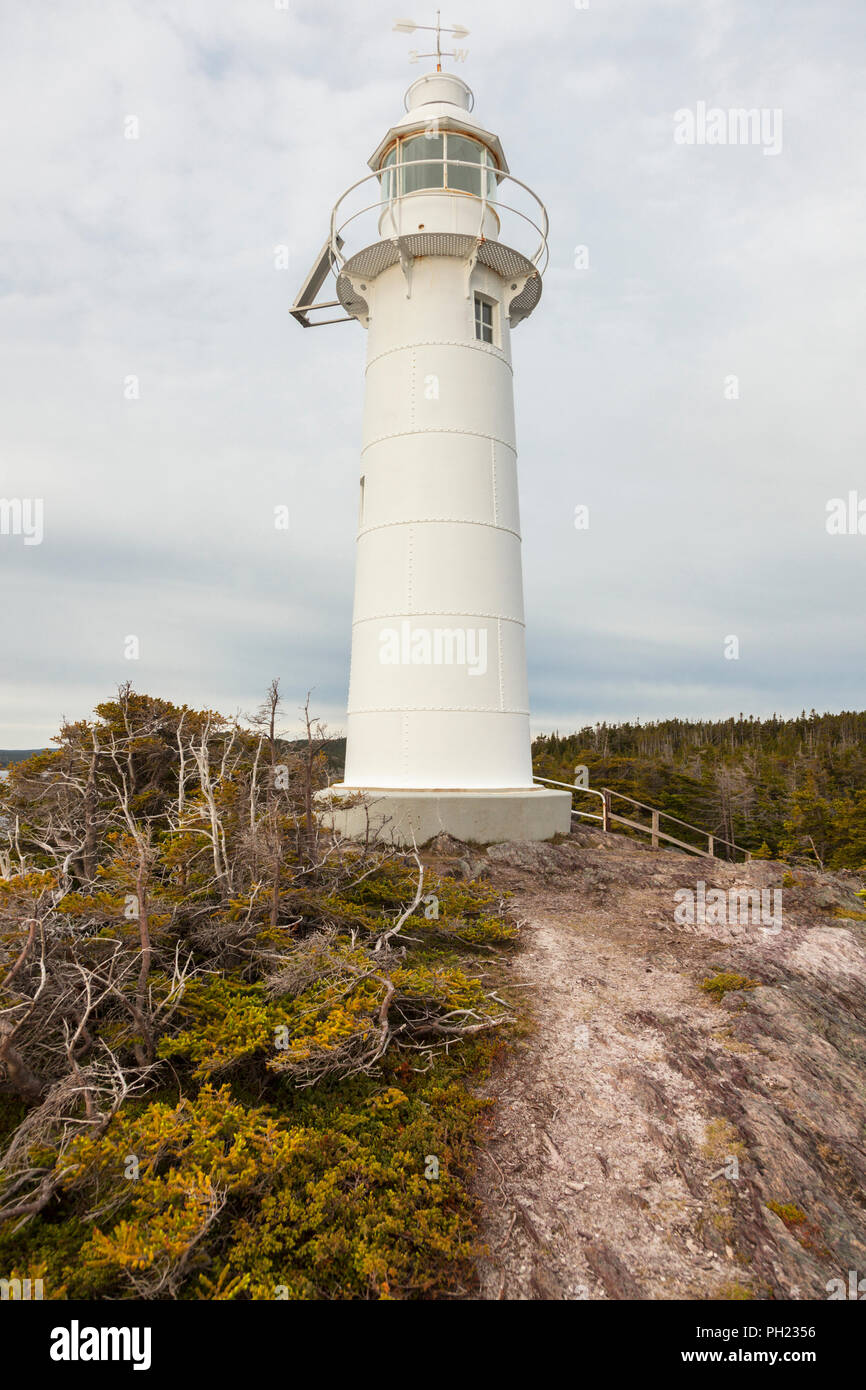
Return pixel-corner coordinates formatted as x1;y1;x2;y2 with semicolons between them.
293;20;571;845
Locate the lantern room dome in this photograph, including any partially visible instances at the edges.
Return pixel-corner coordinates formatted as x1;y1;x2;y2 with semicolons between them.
404;72;473;112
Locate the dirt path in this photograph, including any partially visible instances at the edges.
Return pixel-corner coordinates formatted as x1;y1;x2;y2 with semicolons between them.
453;828;866;1301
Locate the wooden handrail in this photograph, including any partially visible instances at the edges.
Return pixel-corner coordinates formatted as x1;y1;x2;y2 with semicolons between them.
533;776;751;863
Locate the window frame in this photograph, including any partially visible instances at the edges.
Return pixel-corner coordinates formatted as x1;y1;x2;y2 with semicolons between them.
379;131;498;201
474;293;496;345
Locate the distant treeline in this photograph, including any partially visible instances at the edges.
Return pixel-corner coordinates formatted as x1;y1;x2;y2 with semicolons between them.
290;736;346;773
532;710;866;870
0;750;45;767
0;743;341;770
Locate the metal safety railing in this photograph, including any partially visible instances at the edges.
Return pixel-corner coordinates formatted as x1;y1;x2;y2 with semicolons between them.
533;776;752;863
328;158;550;274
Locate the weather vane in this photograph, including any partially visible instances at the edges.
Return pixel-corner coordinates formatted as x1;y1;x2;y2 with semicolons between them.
393;11;470;72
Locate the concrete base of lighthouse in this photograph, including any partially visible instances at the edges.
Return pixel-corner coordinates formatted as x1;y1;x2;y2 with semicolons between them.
315;786;573;847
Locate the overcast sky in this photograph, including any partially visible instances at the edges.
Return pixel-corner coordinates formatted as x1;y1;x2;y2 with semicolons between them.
2;0;864;747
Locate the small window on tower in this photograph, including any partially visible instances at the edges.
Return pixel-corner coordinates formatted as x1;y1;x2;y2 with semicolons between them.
474;295;494;344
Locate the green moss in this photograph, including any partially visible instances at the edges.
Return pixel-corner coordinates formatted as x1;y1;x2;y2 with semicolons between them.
700;972;761;1003
765;1201;831;1258
766;1201;806;1226
718;1281;754;1300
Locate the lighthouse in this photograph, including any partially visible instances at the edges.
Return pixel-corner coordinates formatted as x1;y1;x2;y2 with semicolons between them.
292;22;571;845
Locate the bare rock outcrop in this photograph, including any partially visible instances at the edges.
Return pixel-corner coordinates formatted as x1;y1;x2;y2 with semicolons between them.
437;827;866;1300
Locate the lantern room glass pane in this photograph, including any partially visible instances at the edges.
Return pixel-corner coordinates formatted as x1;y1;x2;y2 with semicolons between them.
446;134;483;195
400;134;444;194
485;151;498;200
379;146;396;200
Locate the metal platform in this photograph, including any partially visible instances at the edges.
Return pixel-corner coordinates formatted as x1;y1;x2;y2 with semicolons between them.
336;233;541;326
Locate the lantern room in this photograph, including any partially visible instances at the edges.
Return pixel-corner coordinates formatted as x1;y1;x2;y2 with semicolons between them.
369;72;506;241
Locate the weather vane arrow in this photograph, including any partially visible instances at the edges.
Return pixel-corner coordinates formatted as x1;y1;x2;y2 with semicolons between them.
393;11;470;71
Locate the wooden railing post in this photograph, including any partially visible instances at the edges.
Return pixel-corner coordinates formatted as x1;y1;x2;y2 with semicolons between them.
708;835;714;858
602;789;611;833
651;809;659;848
